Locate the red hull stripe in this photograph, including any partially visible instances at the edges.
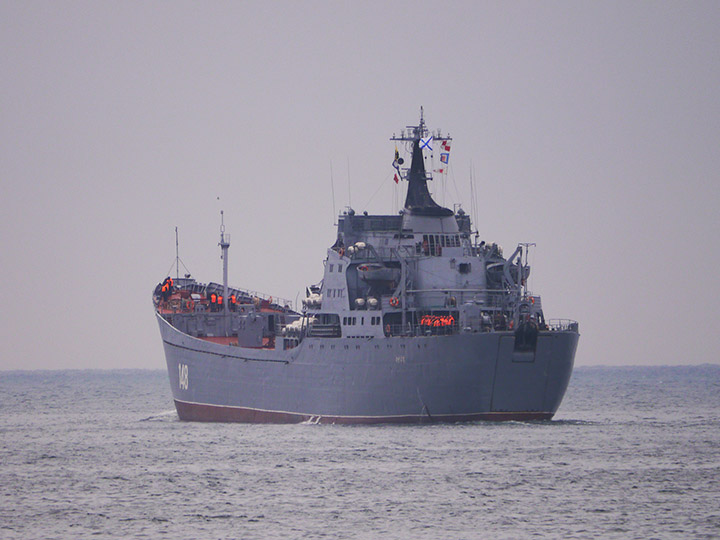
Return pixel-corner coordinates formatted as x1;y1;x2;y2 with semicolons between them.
174;399;553;424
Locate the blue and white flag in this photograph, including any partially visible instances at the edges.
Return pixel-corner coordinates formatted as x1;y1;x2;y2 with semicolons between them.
420;136;433;152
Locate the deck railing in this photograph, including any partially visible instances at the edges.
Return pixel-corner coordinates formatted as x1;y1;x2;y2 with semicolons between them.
400;288;524;310
381;322;458;337
547;319;579;332
200;282;294;311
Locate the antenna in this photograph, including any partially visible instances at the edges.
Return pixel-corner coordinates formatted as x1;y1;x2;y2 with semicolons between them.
469;164;475;232
470;162;480;236
166;228;192;279
330;161;337;225
347;157;352;208
175;226;180;280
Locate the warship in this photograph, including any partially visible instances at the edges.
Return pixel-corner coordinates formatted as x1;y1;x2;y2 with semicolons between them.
154;112;579;424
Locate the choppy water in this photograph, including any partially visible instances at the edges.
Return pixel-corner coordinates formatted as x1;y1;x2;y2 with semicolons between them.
1;366;719;539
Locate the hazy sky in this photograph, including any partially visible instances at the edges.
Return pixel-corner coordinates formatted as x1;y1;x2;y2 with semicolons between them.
1;1;718;370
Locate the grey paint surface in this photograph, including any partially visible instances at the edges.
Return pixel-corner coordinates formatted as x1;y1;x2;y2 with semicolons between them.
158;314;578;422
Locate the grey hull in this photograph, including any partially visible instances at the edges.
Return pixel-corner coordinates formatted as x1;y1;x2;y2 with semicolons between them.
158;313;578;424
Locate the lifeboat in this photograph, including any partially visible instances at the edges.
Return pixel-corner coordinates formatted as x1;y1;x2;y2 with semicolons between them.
357;263;400;284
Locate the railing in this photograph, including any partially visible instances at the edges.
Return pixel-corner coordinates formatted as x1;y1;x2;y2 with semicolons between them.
547;319;579;332
203;282;294;311
383;318;577;336
382;322;458;337
348;244;474;261
402;288;522;310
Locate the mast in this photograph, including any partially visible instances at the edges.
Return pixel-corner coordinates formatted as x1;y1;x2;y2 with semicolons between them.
219;211;230;314
519;242;536;297
390;108;453;217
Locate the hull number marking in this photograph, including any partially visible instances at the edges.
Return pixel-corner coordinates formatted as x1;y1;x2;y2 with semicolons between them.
178;363;189;390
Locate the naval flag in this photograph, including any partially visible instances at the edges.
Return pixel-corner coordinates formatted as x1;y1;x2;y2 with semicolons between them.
392;145;403;178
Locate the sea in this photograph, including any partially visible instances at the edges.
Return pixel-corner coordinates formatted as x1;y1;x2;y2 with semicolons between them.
1;365;719;540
